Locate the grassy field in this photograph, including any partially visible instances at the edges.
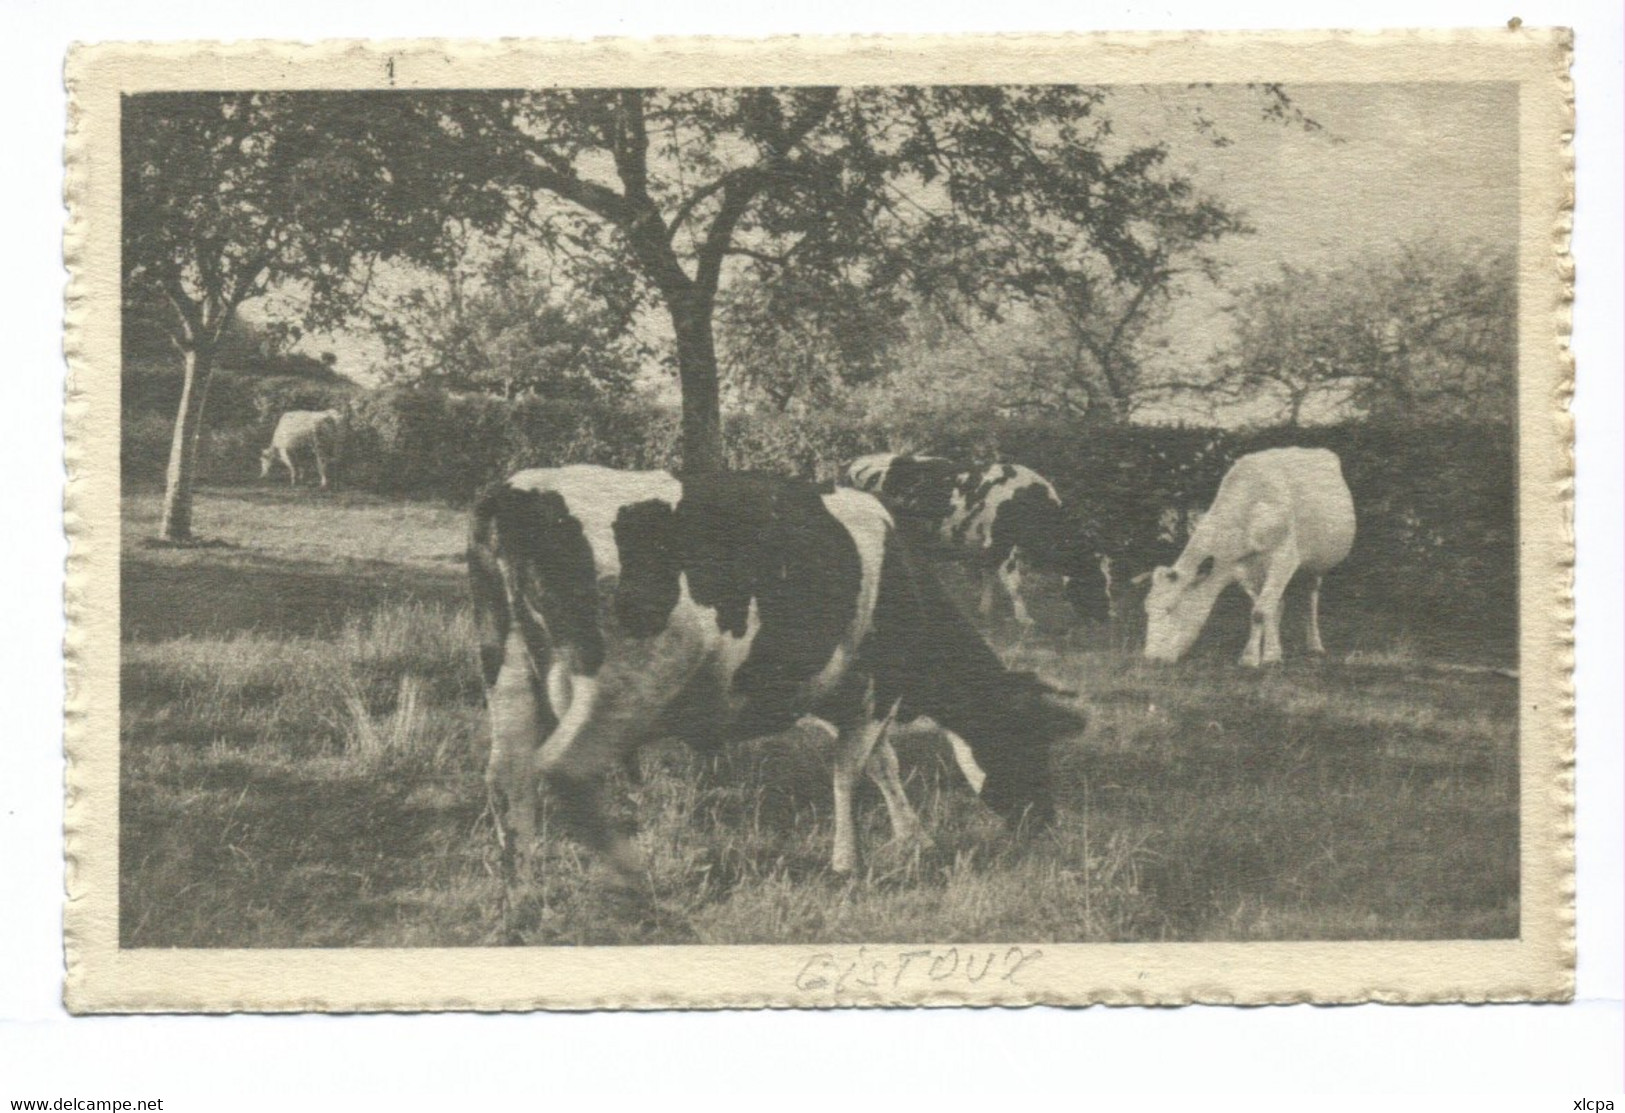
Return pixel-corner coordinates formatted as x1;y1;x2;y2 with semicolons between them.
120;485;1519;947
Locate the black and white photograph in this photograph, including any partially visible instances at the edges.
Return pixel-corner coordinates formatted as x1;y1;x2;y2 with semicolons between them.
62;31;1572;1011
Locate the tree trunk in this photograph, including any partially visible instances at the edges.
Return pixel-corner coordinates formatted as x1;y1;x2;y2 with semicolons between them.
1079;367;1124;423
670;295;725;475
159;347;213;542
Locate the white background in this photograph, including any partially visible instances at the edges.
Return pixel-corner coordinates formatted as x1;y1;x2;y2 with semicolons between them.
1;2;1618;1107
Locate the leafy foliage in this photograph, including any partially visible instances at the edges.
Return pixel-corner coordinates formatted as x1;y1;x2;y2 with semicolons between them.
1191;243;1517;425
438;85;1264;461
123;92;506;340
371;246;647;401
717;266;908;411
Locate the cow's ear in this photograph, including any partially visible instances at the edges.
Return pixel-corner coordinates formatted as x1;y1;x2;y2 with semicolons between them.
1195;555;1216;580
612;499;681;636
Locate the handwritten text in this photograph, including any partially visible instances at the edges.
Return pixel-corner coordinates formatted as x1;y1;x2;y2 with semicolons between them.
794;946;1043;995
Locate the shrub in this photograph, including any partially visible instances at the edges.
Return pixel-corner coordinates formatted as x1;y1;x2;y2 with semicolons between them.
119;380;1516;652
339;389;681;502
121;411;175;488
246;376;356;426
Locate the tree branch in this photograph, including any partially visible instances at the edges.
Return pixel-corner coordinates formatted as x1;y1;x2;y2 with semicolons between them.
612;90;652;203
160;277;203;345
522;145;635;226
723;245;796;268
692;89;838;301
694;169;768;302
667;169;748;244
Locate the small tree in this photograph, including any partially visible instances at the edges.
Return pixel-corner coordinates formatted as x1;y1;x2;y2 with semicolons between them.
1196;244;1516;426
123;92;508;540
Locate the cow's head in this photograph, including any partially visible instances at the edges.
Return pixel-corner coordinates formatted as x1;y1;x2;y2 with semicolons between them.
1142;554;1228;663
258;447;277;478
971;674;1081;829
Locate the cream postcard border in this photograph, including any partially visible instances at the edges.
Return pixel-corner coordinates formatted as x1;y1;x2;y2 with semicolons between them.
63;29;1574;1011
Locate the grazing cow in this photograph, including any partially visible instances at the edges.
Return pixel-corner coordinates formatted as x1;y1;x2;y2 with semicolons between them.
469;465;1082;884
260;410;342;488
1142;447;1356;666
845;453;1110;627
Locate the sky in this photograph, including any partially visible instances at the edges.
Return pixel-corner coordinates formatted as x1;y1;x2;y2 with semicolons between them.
280;81;1521;404
1132;82;1517;282
1104;83;1518;396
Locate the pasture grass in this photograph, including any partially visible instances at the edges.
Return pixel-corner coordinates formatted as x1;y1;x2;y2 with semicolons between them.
119;486;1519;947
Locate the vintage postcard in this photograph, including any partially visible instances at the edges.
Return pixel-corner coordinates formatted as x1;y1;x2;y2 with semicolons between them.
64;29;1573;1011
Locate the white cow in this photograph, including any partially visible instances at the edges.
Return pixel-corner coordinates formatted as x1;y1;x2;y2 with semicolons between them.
260;410;342;489
1142;447;1356;666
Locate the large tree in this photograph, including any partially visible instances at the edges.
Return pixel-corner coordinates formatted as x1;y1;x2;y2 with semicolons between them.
123;92;507;540
465;86;1262;470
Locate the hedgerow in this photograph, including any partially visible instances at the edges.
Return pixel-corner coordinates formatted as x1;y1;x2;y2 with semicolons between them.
122;381;1515;648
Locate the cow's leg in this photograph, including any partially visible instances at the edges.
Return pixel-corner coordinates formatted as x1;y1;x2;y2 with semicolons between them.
313;445;329;489
999;549;1033;629
1306;574;1327;655
485;630;545;877
831;713;889;876
278;447;298;486
864;714;926;847
977;568;998;617
545;770;642;882
1248;549;1299;667
532;670;643;883
1236;564;1267;668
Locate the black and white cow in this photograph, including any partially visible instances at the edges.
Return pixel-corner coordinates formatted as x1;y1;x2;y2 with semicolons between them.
845;453;1110;628
469;465;1082;883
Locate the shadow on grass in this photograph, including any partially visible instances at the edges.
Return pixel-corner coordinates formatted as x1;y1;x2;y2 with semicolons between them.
1073;661;1519;940
121;755;491;948
123;551;466;642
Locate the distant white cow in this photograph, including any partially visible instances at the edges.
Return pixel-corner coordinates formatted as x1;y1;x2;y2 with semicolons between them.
260;410;342;489
1142;447;1356;666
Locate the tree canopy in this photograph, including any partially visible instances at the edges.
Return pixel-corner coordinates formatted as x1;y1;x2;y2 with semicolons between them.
445;85;1259;465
